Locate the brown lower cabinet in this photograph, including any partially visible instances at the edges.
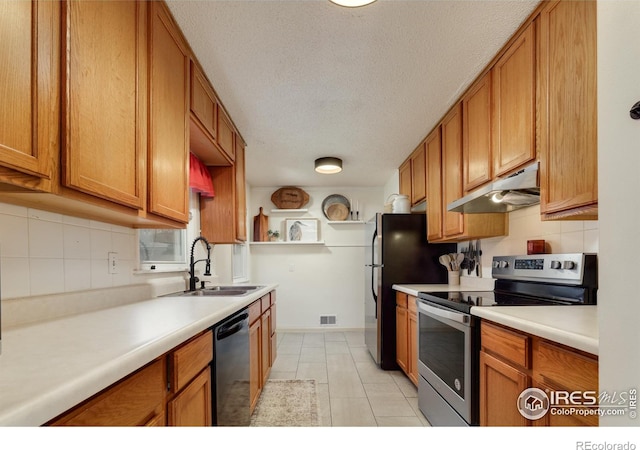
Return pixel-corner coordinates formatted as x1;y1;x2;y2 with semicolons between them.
479;320;598;426
249;292;277;413
48;330;213;426
396;292;418;386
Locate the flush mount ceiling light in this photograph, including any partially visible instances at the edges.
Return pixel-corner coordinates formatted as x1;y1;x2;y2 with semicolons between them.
315;157;343;174
329;0;377;8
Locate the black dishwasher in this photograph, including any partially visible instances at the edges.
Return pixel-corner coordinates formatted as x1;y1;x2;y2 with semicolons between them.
213;308;250;426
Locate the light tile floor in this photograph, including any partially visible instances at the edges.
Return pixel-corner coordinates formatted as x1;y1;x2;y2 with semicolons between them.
269;331;431;427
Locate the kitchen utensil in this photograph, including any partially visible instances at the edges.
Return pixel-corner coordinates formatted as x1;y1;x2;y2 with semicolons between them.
322;194;351;220
456;253;464;270
253;207;269;242
468;242;475;275
460;247;468;270
439;255;451;271
475;240;482;277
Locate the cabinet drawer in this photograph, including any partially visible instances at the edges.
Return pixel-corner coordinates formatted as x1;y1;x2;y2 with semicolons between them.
408;295;417;314
481;321;530;369
169;330;213;393
533;340;598;392
261;293;271;313
396;292;408;308
50;358;166;426
249;300;262;324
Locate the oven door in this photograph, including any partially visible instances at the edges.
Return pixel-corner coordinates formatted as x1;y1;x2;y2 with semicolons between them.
417;299;477;425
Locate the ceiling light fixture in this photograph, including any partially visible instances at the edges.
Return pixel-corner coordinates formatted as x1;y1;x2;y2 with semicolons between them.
315;157;343;174
329;0;377;8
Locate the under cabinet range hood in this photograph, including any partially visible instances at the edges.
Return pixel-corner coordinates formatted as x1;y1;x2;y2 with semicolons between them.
447;162;540;213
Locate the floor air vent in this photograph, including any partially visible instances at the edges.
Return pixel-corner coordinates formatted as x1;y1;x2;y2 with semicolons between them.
320;315;337;326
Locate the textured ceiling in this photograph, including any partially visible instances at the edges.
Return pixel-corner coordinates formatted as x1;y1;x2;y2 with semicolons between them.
166;0;540;188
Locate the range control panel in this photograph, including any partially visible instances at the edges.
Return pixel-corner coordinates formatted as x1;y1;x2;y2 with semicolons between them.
491;253;597;285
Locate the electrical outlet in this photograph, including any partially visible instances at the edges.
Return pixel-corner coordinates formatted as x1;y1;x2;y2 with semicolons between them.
108;252;118;274
289;263;295;272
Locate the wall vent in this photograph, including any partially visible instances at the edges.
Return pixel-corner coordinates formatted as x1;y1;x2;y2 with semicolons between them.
320;315;337;326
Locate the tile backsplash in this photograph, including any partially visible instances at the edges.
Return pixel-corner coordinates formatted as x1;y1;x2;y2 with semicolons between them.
466;204;599;278
0;202;139;299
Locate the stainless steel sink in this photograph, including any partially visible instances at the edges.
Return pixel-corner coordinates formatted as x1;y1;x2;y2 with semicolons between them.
174;285;265;297
184;289;249;296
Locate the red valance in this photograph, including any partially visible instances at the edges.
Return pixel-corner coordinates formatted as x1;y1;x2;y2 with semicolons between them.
189;153;215;198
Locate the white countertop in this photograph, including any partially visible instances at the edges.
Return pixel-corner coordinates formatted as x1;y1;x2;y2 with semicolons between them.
0;284;277;426
392;283;598;356
471;305;598;356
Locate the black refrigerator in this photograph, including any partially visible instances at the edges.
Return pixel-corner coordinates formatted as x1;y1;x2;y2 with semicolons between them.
364;213;456;370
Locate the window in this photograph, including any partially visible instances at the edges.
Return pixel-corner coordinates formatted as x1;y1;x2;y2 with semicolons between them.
138;228;188;271
232;243;248;282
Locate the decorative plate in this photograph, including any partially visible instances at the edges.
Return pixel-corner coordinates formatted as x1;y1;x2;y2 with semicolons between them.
322;194;351;221
271;187;310;209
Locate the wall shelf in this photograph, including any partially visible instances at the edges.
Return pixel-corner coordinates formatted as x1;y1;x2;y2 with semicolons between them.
250;241;325;246
327;220;365;224
270;209;308;214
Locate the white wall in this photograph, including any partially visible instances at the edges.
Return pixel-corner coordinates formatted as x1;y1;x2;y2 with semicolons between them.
249;186;383;330
597;0;640;426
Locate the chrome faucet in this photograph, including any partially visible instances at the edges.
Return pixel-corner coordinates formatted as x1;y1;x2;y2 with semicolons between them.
189;236;212;291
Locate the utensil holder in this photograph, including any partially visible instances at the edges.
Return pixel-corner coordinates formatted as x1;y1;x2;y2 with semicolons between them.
448;271;460;286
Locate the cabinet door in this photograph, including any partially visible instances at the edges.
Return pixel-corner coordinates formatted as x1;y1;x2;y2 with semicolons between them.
168;367;212;426
190;61;216;139
463;73;493;192
479;351;531;426
216;106;235;162
493;23;536;177
410;144;426;204
270;300;277;366
148;1;190;223
395;304;408;374
235;137;247;241
261;309;271;385
249;317;262;414
0;0;58;185
408;308;418;387
538;0;597;219
441;103;464;238
50;358;166;426
398;159;412;200
62;0;146;209
425;127;443;241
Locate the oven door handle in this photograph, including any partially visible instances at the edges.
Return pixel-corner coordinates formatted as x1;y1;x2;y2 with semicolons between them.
418;301;469;324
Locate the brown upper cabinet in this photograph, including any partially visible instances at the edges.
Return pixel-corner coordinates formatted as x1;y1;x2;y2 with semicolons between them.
425;126;443;241
200;135;247;243
442;104;465;238
410;143;427;205
402;0;597;230
429;103;507;243
462;72;493;193
0;0;248;230
398;159;412;200
189;60;235;166
492;21;537;178
0;0;59;192
216;106;236;163
62;0;147;211
148;1;190;223
398;142;426;207
538;0;598;220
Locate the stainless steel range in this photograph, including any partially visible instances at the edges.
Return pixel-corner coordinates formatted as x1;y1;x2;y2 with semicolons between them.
416;253;598;426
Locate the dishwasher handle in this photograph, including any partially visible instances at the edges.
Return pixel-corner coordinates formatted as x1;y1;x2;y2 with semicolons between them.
216;312;249;341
